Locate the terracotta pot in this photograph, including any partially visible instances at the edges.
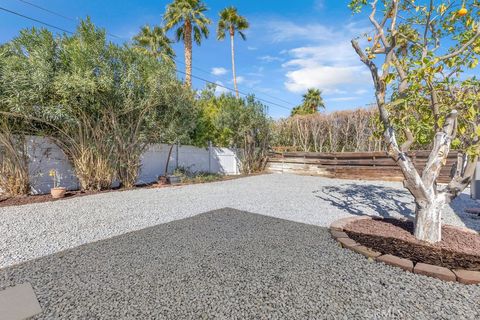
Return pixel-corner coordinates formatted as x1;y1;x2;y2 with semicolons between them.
51;187;67;199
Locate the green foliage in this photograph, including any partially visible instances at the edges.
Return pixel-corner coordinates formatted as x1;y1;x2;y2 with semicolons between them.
0;19;195;190
193;85;270;147
291;88;325;116
350;1;480;155
217;6;249;41
173;167;222;183
164;0;211;45
133;25;176;66
193;84;271;173
0;120;29;196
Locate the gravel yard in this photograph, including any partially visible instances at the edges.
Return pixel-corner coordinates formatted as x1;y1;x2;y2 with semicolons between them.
1;174;479;269
1;208;479;319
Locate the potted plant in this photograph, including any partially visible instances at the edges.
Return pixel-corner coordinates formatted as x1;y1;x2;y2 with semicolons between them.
167;174;182;185
49;169;66;199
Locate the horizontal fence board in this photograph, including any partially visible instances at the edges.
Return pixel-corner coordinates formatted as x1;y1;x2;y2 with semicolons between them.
266;150;458;183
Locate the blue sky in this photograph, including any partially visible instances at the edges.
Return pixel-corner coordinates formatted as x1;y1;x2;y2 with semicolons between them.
0;0;376;118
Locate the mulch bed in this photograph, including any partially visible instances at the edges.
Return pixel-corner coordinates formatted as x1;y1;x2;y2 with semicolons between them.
344;218;480;271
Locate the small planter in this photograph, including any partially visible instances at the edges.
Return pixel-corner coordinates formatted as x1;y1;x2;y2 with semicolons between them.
167;175;181;185
51;187;67;199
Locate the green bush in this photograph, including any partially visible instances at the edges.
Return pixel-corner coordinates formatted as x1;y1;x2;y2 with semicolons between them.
0;19;196;191
173;167;222;184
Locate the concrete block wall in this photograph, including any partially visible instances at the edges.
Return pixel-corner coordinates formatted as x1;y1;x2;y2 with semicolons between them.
21;136;240;195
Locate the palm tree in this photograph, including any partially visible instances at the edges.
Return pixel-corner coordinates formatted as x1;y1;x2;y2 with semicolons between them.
164;0;211;87
217;7;249;98
133;25;175;66
302;88;324;113
290;89;325;116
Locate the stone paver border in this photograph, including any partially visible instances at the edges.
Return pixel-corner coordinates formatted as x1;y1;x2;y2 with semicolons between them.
330;216;480;285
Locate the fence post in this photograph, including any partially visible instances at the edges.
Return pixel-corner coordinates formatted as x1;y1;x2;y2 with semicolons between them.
175;141;179;170
208;141;212;173
471;161;480;199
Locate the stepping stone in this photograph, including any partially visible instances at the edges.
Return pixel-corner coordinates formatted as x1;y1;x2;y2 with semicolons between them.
0;283;42;320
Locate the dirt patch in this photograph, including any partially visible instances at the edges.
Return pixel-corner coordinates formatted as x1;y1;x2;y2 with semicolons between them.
344;218;480;271
0;189;124;208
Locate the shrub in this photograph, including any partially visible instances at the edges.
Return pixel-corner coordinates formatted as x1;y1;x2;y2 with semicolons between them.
0;121;29;196
0;20;195;191
173;167;222;184
193;85;271;174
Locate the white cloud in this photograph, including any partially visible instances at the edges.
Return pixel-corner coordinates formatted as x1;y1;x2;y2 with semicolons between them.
269;19;372;95
211;67;228;76
232;76;261;88
354;89;368;95
258;55;284;63
283;42;370;94
264;19;344;43
247;46;258;51
285;65;368;94
282;44;359;67
328;97;359;102
214;81;228;95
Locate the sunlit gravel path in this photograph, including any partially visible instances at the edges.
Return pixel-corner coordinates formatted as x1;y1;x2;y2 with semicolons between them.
1;174;478;269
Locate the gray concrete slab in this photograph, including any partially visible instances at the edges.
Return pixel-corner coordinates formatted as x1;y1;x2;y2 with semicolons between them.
0;283;42;320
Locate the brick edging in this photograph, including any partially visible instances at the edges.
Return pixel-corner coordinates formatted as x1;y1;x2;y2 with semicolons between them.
330;216;480;285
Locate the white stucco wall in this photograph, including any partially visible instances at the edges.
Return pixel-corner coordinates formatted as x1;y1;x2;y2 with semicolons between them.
23;136;240;195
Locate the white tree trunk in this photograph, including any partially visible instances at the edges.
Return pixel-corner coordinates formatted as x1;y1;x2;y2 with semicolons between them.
414;194;447;243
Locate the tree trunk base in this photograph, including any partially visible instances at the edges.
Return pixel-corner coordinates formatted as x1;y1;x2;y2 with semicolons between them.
414;200;444;243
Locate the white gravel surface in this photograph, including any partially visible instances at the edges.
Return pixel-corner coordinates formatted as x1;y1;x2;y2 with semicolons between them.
1;173;479;269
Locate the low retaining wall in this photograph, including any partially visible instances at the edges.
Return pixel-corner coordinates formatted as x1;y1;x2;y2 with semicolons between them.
24;136;241;195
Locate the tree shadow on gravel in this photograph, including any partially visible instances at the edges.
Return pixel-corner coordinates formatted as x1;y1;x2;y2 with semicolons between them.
313;184;414;219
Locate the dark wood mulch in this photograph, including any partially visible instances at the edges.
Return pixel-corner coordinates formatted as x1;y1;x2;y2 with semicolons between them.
344;218;480;271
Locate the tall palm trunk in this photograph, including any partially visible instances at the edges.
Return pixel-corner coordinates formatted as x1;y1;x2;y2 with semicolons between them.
230;27;239;98
184;20;193;87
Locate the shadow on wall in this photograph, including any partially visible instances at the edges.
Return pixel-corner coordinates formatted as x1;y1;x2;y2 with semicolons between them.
313;184;414;220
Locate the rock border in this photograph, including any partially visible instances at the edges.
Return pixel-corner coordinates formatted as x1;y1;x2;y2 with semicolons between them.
330;216;480;285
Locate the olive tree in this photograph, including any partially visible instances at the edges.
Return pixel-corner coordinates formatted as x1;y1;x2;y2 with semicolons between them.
349;0;480;242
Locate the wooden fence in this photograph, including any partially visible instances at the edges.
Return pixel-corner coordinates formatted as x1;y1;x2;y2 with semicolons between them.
266;150;458;183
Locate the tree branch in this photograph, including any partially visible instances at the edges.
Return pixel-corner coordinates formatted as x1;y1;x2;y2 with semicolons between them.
401;128;414;152
422;110;458;191
439;24;480;61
